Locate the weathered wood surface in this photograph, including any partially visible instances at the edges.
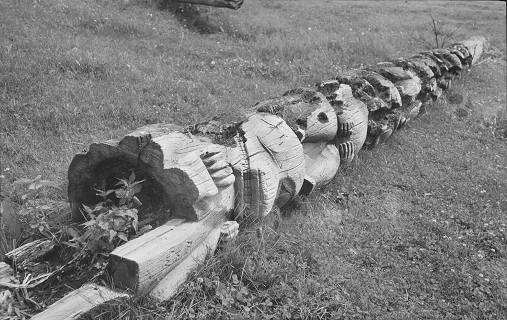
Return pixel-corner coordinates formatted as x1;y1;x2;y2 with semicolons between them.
459;36;488;66
170;0;243;10
316;81;369;166
107;190;232;295
254;88;338;143
68;124;238;222
300;142;340;194
335;72;391;112
30;284;129;320
149;223;223;301
4;239;58;270
236;113;305;215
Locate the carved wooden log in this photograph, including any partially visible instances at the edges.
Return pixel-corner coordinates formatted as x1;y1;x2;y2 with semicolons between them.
30;284;129;320
169;0;243;10
68;124;238;222
254;88;337;143
47;37;487;320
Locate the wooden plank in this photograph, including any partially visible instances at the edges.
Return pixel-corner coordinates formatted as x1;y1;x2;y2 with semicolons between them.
107;185;234;295
149;224;222;301
149;221;239;301
31;284;129;320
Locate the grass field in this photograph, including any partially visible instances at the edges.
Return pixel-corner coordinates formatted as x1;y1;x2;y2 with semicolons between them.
1;0;506;319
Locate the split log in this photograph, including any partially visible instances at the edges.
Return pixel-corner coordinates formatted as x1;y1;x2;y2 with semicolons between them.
30;284;129;320
169;0;243;10
254;88;337;143
4;239;58;270
107;187;233;295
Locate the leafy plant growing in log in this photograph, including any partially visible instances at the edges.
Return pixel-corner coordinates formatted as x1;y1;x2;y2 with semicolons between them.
65;171;149;255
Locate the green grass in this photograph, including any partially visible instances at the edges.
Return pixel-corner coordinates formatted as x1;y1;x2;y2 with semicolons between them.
1;0;506;319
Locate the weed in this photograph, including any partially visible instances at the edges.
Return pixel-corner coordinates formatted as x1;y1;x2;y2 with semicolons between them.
412;14;462;49
63;170;149;257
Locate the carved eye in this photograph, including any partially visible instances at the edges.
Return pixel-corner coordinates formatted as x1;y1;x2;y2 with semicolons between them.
317;112;328;123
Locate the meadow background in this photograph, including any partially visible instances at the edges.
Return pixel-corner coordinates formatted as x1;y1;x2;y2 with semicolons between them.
0;0;506;319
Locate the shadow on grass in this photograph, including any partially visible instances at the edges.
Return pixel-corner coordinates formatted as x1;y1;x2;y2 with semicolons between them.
157;1;222;34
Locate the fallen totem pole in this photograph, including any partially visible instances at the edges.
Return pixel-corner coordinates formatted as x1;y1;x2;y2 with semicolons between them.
9;36;486;319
